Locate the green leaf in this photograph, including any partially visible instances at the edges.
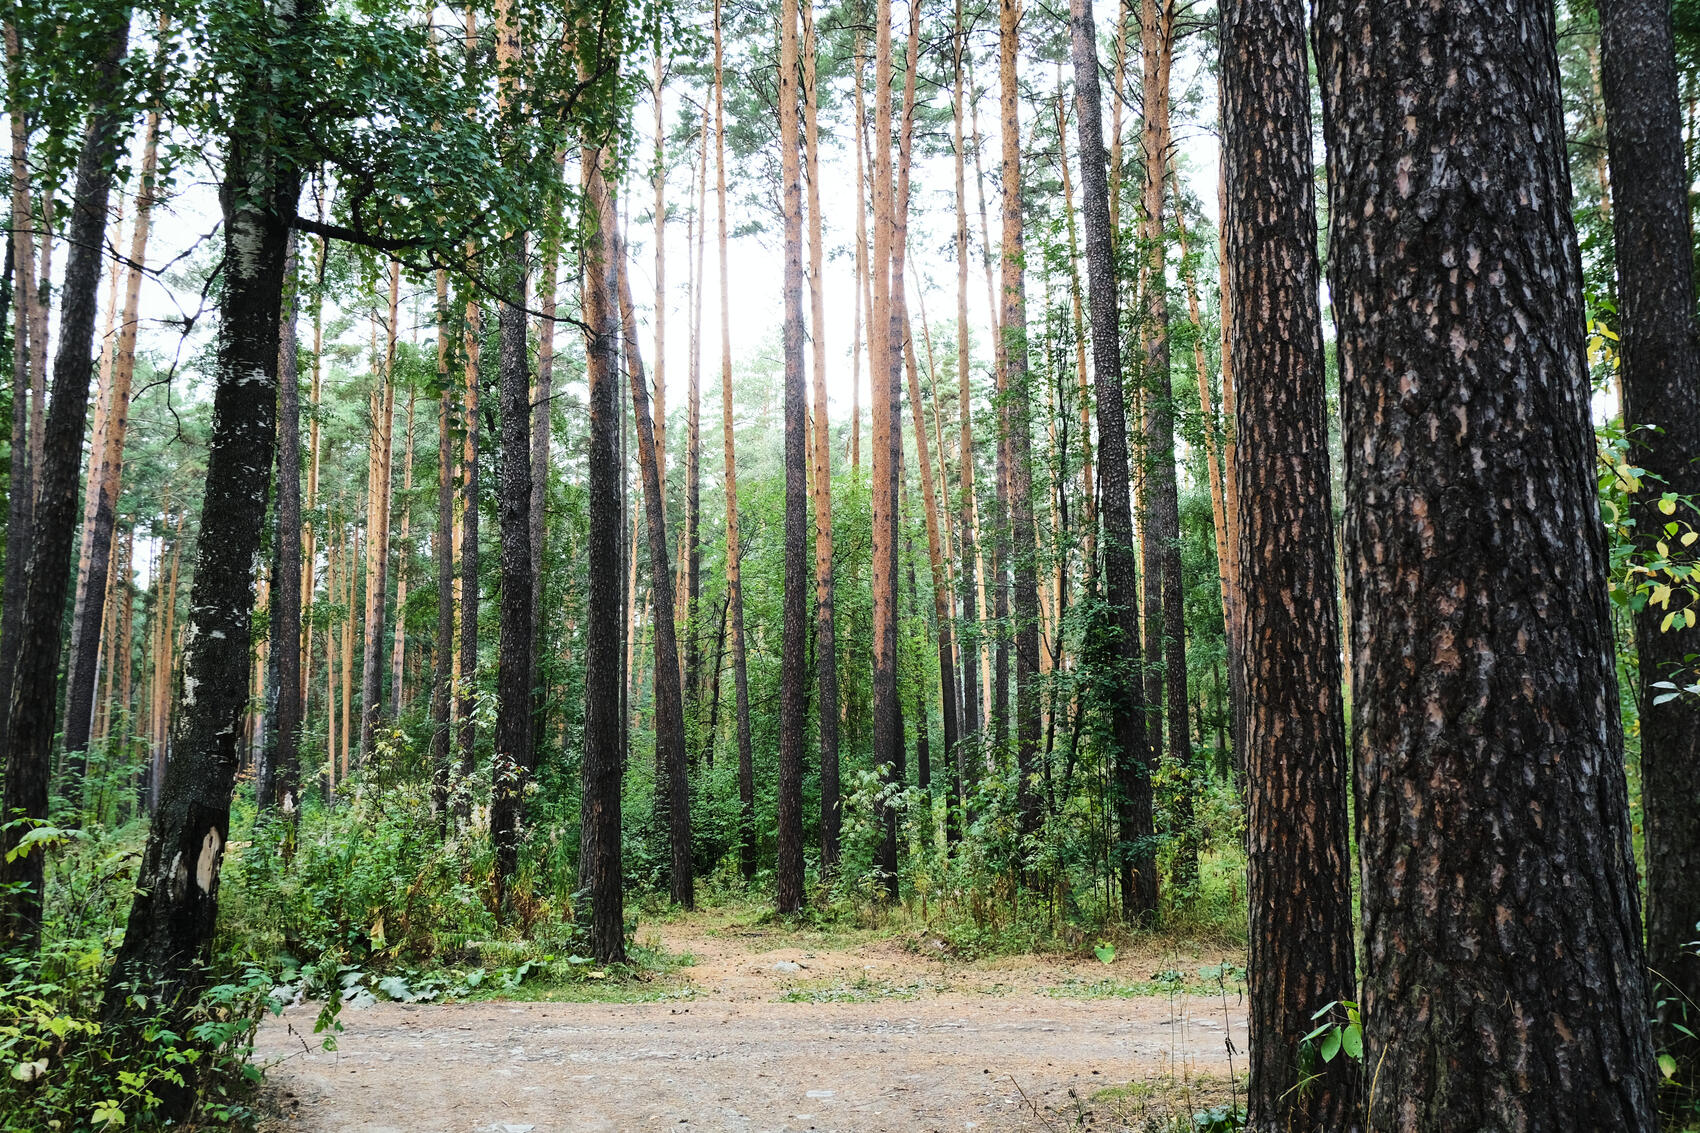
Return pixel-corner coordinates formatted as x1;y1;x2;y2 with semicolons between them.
1093;944;1116;965
1660;1052;1678;1080
1320;1030;1341;1063
1342;1023;1363;1060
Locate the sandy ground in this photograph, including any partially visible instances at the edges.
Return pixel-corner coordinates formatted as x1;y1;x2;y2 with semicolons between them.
254;917;1248;1133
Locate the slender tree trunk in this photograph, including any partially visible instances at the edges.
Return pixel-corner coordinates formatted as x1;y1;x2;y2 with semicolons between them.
851;35;869;482
1221;0;1357;1123
580;136;626;963
0;11;132;945
432;270;455;818
532;169;561;758
615;233;694;910
457;293;481;791
951;10;981;831
772;0;808;915
802;0;841;882
1067;0;1156;920
997;0;1042;851
714;0;756;887
64;20;169;778
1316;0;1659;1123
388;386;414;716
362;266;399;758
1;21;38;755
685;108;708;764
1598;0;1700;1074
102;0;308;1067
260;232;303;815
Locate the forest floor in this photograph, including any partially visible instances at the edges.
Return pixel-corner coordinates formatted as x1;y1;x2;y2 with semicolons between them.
253;906;1249;1132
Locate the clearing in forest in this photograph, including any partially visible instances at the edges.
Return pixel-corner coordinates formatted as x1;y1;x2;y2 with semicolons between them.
254;909;1248;1133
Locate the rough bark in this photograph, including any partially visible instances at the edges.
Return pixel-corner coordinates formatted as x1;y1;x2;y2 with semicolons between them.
1598;0;1700;1073
432;270;454;818
102;0;308;1056
773;0;808;915
260;233;303;815
1315;0;1660;1124
803;0;841;883
491;231;534;905
0;10;132;945
579;141;625;964
1067;0;1155;921
1222;0;1358;1123
998;0;1041;849
869;0;902;903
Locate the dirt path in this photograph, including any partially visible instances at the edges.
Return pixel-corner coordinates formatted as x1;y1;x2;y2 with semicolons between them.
255;917;1248;1132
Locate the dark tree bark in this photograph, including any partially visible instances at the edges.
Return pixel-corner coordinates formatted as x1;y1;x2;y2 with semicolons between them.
431;270;454;820
456;297;481;795
259;234;303;815
0;10;131;945
1598;0;1700;1073
1221;0;1357;1123
998;0;1041;850
579;142;625;964
774;0;807;916
615;235;693;911
803;0;841;883
1066;0;1156;921
1315;0;1659;1125
490;234;534;906
102;0;309;1049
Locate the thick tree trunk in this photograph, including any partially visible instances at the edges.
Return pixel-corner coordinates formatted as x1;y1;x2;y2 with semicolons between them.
615;235;694;911
869;0;902;904
491;232;534;905
1598;0;1700;1074
0;11;132;945
102;0;307;1062
713;0;756;887
803;0;841;883
998;0;1042;851
1067;0;1155;921
1221;0;1358;1123
773;0;808;915
260;233;303;815
580;141;625;964
1316;1;1659;1124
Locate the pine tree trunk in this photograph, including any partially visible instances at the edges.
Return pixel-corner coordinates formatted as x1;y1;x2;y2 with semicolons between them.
851;36;869;483
260;233;303;815
0;11;132;946
532;173;560;757
869;0;903;904
803;0;841;882
1067;0;1155;920
358;266;399;759
1221;0;1357;1122
714;0;756;887
457;290;481;794
951;9;981;830
580;131;625;962
1316;1;1659;1123
685;108;708;766
102;0;307;1062
615;235;694;911
1598;0;1700;1074
432;270;455;819
490;26;536;907
998;0;1042;850
773;0;808;915
1;21;39;755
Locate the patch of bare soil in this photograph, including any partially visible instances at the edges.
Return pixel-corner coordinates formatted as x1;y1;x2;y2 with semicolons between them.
255;918;1247;1133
